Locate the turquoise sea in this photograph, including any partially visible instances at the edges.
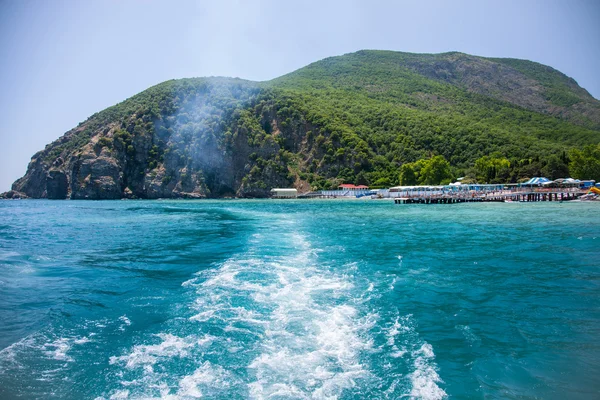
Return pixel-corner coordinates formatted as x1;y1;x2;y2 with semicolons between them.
0;200;598;399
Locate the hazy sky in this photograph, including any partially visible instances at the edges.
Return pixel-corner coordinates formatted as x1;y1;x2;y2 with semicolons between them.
0;0;599;191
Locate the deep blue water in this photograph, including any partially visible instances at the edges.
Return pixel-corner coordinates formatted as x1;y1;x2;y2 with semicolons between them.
0;200;598;399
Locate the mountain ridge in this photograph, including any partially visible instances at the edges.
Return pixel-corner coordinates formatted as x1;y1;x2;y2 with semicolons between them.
5;50;600;199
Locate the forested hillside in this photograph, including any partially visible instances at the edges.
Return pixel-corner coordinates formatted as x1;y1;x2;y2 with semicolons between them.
7;50;600;199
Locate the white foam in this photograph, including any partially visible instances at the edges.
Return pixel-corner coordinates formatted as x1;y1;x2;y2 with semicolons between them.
73;336;91;345
378;313;448;398
418;343;435;358
108;338;235;398
0;335;37;365
43;338;73;362
408;343;447;400
390;349;408;358
386;316;410;346
0;330;95;374
109;333;213;370
181;277;197;287
186;231;375;398
107;226;438;398
177;361;233;398
117;315;132;331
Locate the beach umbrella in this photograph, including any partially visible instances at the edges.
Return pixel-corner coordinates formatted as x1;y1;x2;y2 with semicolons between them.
523;177;551;185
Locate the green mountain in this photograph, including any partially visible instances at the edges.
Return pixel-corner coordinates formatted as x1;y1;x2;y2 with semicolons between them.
8;50;600;199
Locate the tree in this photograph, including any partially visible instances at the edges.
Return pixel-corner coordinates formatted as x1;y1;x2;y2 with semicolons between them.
354;170;369;186
372;177;392;188
542;155;570;180
474;155;511;183
419;156;453;185
399;164;417;185
569;144;600;181
337;167;355;184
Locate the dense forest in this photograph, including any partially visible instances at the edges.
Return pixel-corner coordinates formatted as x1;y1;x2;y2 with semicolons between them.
7;50;600;199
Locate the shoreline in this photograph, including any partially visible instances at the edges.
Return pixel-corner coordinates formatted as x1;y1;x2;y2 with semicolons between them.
1;196;599;203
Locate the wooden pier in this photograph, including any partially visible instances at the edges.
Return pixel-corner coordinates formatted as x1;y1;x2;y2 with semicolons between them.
394;191;582;204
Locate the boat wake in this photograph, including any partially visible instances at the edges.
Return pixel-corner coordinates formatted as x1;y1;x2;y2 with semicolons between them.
0;214;446;399
107;230;378;398
107;221;445;399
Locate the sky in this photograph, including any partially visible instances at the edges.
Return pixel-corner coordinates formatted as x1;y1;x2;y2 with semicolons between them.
0;0;599;191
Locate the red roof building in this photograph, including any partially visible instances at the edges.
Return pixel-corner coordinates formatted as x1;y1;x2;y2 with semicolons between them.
338;184;369;190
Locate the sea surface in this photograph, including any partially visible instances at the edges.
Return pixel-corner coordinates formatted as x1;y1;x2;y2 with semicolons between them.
0;200;598;399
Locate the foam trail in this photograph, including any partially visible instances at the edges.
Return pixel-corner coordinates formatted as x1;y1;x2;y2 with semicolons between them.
408;343;447;400
103;216;445;399
109;333;213;371
185;230;376;399
382;314;447;399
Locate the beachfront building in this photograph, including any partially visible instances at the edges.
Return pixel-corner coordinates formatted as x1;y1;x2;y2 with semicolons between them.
385;179;591;202
387;183;513;199
321;184;372;197
270;188;298;198
522;177;596;190
338;184;369;191
542;178;581;189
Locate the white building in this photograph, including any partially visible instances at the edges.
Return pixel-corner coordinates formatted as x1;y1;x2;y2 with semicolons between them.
270;188;298;198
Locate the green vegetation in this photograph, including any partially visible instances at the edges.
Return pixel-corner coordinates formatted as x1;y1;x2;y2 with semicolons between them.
473;155;511;183
399;164;417;186
397;156;453;185
541;154;570;180
569;144;600;181
259;51;600;188
19;50;600;198
419;156;453;185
